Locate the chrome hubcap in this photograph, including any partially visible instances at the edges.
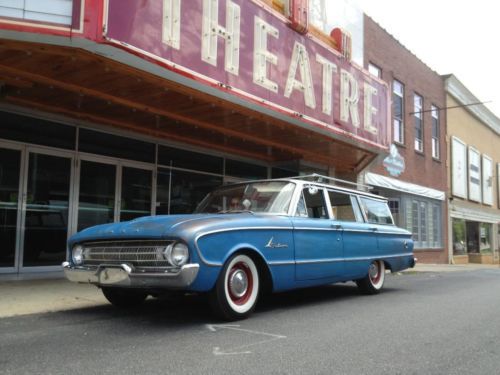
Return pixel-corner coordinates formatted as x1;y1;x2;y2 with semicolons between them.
229;269;248;298
369;263;379;279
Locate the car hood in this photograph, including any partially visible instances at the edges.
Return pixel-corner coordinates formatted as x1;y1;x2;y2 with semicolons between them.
68;213;291;245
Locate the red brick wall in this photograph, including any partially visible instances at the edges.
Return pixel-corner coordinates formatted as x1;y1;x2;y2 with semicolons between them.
364;16;448;263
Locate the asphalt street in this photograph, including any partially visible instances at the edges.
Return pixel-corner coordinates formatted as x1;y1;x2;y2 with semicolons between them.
1;269;500;375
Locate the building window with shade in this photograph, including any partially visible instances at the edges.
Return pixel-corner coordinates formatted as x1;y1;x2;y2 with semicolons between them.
414;94;423;152
431;105;440;159
393;80;404;144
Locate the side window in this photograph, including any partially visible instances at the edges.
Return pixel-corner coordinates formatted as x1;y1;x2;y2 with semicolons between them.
359;197;394;225
327;190;359;222
300;186;328;219
295;193;308;217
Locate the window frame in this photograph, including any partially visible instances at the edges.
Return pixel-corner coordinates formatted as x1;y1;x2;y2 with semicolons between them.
358;196;394;226
392;80;405;144
431;105;440;159
404;197;442;249
414;93;423;152
325;189;363;223
298;186;329;219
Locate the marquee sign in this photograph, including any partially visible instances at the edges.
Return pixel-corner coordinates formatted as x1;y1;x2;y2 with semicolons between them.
104;0;390;149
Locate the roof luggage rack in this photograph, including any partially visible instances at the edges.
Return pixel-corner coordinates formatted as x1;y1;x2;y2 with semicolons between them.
289;173;373;191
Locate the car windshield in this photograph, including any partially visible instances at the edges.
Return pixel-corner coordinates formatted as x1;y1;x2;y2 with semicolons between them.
195;181;296;214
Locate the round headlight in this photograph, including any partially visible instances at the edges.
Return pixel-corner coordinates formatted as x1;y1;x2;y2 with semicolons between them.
72;245;84;265
165;242;189;267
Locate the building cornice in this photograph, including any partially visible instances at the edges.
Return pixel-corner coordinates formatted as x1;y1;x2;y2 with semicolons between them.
444;74;500;136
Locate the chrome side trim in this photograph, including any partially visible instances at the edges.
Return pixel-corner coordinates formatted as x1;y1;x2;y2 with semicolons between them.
342;229;373;233
376;231;411;236
293;227;337;231
295;253;414;265
295;258;343;264
343;253;414;262
268;260;295;266
293;227;409;235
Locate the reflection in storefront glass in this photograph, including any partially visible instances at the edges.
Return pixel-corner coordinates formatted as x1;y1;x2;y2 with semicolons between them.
466;222;479;253
77;161;116;231
0;148;20;268
120;167;152;222
452;219;466;255
156;169;222;215
23;153;70;267
480;223;492;253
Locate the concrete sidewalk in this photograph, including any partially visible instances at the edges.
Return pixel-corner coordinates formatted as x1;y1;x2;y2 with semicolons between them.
0;263;498;318
0;278;107;318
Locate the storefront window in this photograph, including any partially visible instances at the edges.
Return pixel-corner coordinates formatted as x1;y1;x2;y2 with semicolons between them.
0;148;21;268
480;223;492;253
158;145;223;175
452;219;466;255
225;159;268;180
79;128;155;163
157;169;222;215
466;222;479;253
388;199;400;226
0;111;76;150
405;197;442;249
272;167;298;178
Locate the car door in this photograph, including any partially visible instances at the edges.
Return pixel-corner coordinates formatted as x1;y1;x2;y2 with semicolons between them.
291;185;344;281
329;191;378;280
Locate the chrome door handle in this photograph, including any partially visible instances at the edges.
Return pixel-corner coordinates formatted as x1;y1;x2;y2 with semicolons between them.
331;224;342;230
370;227;378;232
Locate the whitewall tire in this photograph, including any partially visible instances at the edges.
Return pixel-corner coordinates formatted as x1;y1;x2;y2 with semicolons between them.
356;260;385;295
210;253;260;320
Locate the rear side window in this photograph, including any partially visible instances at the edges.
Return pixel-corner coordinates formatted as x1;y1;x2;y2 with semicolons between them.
359;197;394;225
327;190;362;222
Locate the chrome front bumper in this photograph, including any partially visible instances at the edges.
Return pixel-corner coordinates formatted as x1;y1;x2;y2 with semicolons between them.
62;262;199;288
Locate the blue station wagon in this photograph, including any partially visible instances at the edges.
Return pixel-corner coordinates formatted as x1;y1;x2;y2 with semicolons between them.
63;175;415;320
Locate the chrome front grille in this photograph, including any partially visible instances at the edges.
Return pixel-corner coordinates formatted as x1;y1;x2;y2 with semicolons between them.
81;240;172;268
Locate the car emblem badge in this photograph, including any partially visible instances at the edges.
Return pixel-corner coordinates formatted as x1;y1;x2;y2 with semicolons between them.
265;237;288;249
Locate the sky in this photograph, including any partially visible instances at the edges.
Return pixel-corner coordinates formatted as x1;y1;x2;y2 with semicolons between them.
354;0;500;119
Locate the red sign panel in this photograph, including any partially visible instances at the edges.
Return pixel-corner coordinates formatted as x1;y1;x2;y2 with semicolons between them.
104;0;390;149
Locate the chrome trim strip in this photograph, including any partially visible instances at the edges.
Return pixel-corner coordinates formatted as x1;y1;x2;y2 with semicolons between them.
343;253;414;262
295;253;414;265
293;227;337;231
296;258;343;264
268;261;295;266
342;229;373;233
292;227;407;234
376;231;410;236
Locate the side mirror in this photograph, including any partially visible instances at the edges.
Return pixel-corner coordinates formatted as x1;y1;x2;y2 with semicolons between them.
308;186;319;195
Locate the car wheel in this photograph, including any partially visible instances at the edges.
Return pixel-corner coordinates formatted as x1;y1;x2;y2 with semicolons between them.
356;260;385;294
210;253;260;321
101;287;148;307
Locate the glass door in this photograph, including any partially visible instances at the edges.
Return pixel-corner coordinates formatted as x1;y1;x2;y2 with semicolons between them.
76;160;116;232
22;151;72;268
0;147;21;271
119;166;153;221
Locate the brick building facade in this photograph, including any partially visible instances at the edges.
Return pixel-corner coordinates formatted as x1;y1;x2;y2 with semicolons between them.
362;16;448;263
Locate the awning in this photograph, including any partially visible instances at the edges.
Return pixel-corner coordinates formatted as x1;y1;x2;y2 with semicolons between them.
450;204;500;224
365;172;446;201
